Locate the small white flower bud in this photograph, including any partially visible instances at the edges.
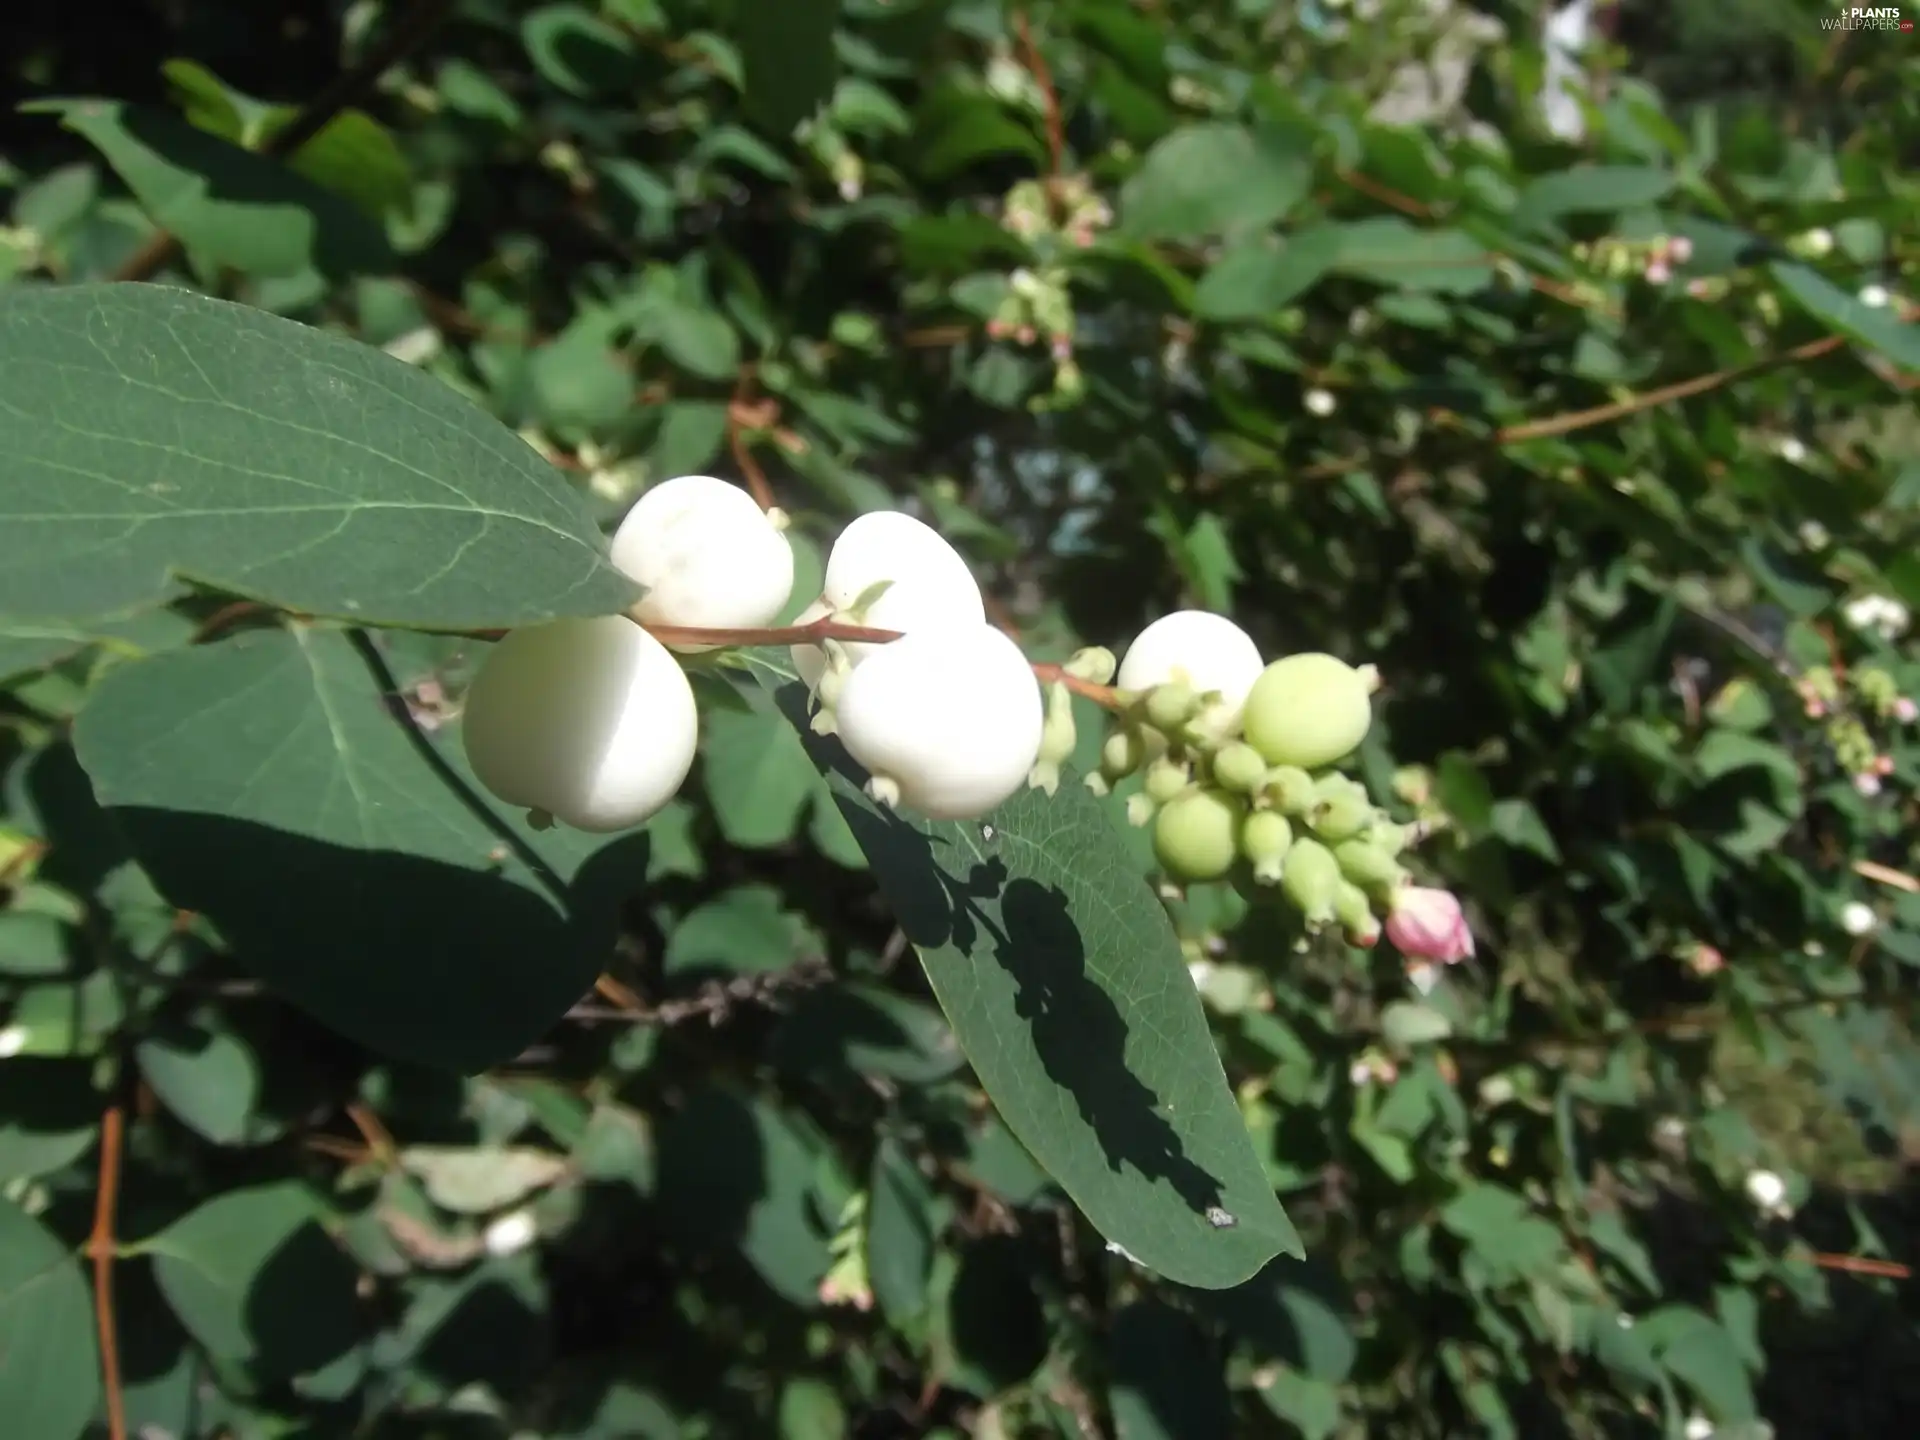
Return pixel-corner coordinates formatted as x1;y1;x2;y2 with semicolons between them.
1841;901;1877;936
1304;387;1337;417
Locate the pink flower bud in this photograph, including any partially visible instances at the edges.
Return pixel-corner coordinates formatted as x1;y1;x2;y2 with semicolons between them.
1687;278;1714;299
1016;326;1036;346
1875;753;1895;775
1686;943;1725;977
1855;772;1883;797
1384;887;1474;963
1668;236;1693;264
986;319;1009;339
1804;697;1826;719
1645;259;1671;285
1895;696;1917;724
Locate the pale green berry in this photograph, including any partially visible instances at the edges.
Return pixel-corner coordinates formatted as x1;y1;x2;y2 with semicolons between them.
1310;790;1374;844
1145;680;1199;733
1242;810;1293;883
1126;792;1157;827
1064;646;1117;684
1143;756;1191;804
1028;682;1078;795
1153;789;1245;883
1212;741;1268;795
1333;880;1374;936
1101;727;1146;781
1280;837;1341;925
1261;765;1317;815
1334;839;1406;896
1370;821;1411;856
1243;653;1375;770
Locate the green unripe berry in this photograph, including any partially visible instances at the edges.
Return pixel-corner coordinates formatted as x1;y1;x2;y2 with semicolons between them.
1242;810;1293;883
1369;821;1410;857
1262;765;1317;815
1144;756;1191;804
1333;880;1373;935
1101;726;1146;782
1145;681;1199;733
1212;741;1269;795
1243;653;1375;770
1153;789;1245;884
1028;682;1078;796
1125;792;1158;828
1333;839;1406;896
1280;837;1341;925
1310;791;1374;844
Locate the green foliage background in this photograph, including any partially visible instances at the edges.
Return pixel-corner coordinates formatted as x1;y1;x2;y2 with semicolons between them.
2;1;1919;1437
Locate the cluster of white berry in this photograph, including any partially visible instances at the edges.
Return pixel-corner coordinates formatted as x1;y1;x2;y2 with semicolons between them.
462;474;794;832
459;476;1474;962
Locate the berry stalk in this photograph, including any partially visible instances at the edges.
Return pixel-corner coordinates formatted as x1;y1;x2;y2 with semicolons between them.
631;611;1125;708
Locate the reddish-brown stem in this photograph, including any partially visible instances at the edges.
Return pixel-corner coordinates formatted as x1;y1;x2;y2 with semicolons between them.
89;1098;127;1440
1810;1252;1910;1280
1030;662;1124;711
635;614;1125;707
726;381;778;511
636;615;905;649
1013;11;1065;182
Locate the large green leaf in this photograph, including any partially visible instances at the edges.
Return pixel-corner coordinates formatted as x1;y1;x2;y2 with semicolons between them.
0;1198;100;1440
770;683;1299;1289
0;283;636;630
71;626;650;1070
144;1180;362;1381
29;100;392;278
1118;123;1311;243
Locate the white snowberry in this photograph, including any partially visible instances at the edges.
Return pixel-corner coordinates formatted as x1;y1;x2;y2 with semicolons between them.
1744;1168;1787;1212
462;615;698;832
1840;901;1877;937
1116;610;1265;726
610;474;795;651
792;510;985;680
835;623;1044;820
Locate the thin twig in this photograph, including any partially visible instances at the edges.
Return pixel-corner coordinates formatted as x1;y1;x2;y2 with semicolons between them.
1854;860;1920;893
88;1096;128;1440
112;0;457;283
726;378;778;511
1012;12;1064;182
1809;1252;1910;1280
1495;336;1844;443
565;957;833;1027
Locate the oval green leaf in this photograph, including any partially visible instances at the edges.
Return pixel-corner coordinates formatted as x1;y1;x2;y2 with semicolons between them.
0;1198;101;1440
71;626;650;1070
770;682;1300;1289
0;283;637;630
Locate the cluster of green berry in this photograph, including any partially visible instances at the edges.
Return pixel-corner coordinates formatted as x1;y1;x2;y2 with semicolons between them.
1073;629;1414;948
